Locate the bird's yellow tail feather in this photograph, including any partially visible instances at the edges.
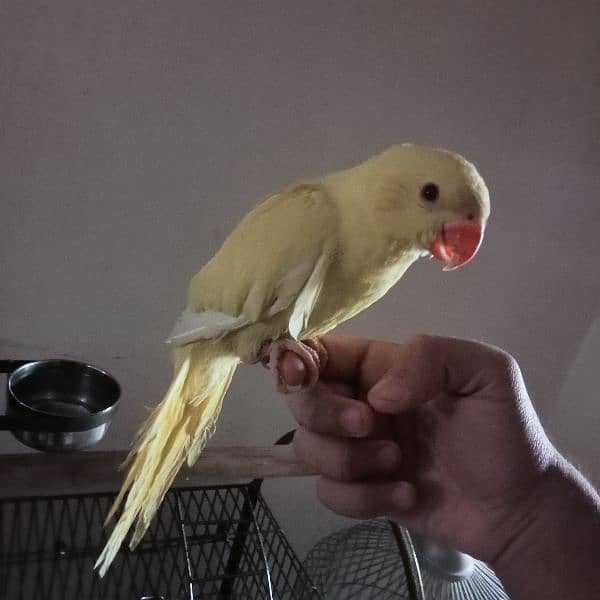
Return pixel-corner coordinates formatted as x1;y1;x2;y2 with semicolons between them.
94;340;238;577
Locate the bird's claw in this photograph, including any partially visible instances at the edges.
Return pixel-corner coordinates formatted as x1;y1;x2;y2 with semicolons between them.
261;337;327;393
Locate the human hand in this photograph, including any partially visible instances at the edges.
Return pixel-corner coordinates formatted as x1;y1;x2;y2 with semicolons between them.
278;334;558;565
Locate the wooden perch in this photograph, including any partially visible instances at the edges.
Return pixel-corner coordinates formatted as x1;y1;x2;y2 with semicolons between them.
0;446;316;498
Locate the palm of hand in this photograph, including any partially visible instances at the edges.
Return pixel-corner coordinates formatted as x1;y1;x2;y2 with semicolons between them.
388;388;545;562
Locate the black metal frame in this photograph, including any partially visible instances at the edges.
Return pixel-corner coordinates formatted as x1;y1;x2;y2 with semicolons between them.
0;485;322;599
0;427;423;599
0;430;322;600
219;431;296;599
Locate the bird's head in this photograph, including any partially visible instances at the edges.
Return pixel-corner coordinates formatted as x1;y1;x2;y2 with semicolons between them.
363;144;490;270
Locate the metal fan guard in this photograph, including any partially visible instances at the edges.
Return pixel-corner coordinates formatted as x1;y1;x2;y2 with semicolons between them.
303;519;508;599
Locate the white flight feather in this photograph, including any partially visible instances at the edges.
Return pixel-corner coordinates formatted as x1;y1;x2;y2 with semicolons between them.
288;247;331;340
166;249;331;347
268;263;312;316
166;309;249;346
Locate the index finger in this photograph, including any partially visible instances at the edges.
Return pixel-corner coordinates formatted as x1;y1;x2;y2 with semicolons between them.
320;334;402;384
278;334;397;389
367;334;524;414
318;334;372;382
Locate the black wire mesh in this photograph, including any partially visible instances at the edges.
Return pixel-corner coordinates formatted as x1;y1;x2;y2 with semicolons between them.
303;519;508;600
303;519;413;599
0;484;323;600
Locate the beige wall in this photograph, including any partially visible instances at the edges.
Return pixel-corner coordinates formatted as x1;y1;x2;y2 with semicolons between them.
1;1;599;557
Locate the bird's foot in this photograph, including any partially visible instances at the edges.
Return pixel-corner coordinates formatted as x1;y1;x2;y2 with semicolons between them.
262;338;328;394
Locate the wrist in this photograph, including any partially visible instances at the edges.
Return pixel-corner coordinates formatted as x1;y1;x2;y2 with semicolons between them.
492;456;600;599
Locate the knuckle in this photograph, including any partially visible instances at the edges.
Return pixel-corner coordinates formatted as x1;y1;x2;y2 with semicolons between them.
479;344;524;394
491;348;520;379
291;427;309;456
302;397;319;428
407;333;432;349
353;489;384;519
288;393;317;429
292;429;323;469
406;333;436;358
331;451;357;481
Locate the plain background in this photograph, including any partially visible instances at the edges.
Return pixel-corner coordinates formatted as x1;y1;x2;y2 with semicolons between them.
1;1;599;558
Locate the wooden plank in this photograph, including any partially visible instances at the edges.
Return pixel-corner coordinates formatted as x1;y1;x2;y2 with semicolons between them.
0;446;316;498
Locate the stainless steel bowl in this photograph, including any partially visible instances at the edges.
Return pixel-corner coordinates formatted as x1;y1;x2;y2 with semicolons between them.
1;359;120;452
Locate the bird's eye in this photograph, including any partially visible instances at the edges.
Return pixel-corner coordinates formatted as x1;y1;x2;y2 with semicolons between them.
420;183;439;203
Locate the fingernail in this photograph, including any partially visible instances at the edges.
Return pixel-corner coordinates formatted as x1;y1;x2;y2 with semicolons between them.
392;482;416;511
369;375;406;406
341;408;365;437
281;354;306;388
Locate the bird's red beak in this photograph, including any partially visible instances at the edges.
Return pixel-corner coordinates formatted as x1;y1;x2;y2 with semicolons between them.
429;220;485;271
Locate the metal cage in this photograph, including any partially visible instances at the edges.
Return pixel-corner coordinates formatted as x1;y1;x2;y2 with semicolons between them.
0;482;323;600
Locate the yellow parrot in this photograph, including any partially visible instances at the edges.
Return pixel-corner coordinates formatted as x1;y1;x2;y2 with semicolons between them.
95;144;490;575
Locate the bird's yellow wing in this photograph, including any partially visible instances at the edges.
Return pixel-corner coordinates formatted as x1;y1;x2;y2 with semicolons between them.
167;183;339;346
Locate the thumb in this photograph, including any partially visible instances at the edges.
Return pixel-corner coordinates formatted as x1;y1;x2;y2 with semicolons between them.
366;335;447;413
367;371;418;414
366;334;518;414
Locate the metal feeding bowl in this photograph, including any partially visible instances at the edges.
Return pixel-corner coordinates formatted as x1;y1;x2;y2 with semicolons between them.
0;359;120;452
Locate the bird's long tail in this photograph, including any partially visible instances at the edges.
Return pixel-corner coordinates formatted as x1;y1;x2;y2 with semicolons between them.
94;339;238;577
